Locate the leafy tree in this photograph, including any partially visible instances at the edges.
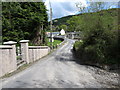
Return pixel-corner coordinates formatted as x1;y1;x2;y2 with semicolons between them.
67;16;83;32
73;2;120;67
2;2;48;45
59;24;67;31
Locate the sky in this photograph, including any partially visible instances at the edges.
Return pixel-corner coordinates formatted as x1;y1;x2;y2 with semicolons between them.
44;0;88;20
43;0;119;21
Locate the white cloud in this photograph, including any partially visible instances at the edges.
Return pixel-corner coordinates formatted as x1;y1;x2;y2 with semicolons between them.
44;0;88;20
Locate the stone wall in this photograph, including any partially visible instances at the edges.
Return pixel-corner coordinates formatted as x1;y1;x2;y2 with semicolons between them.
20;40;50;64
0;40;50;77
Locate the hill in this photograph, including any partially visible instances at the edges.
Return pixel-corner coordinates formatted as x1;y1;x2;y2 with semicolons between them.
69;8;120;67
52;8;119;30
52;15;73;26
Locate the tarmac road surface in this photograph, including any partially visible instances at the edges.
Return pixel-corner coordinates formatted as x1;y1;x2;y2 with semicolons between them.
1;39;119;88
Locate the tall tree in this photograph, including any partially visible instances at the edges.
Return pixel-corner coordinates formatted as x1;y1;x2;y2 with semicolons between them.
73;2;119;65
2;2;48;45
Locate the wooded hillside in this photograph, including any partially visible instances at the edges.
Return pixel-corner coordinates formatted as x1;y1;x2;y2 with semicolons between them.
52;8;119;32
53;7;120;68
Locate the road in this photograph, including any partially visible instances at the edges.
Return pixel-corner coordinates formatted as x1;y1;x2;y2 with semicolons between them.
1;39;119;88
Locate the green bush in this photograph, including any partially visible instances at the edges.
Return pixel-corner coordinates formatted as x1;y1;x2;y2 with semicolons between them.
73;9;120;66
74;30;119;66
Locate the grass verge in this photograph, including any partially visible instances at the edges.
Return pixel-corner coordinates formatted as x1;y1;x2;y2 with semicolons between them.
47;39;62;47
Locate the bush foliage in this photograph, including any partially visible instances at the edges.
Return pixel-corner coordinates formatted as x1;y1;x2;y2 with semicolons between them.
73;8;120;66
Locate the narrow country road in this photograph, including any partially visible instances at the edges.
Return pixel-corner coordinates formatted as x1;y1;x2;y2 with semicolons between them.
1;39;119;88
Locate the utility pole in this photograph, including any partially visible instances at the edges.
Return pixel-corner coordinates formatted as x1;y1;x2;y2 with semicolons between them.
49;0;53;49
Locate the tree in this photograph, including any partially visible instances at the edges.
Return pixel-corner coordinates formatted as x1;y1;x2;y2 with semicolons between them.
2;2;48;45
66;16;83;32
73;2;119;66
60;24;67;31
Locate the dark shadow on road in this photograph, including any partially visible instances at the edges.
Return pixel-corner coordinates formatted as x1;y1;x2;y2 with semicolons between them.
54;49;76;62
54;47;104;70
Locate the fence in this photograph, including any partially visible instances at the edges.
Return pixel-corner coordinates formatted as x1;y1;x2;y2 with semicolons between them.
0;40;50;77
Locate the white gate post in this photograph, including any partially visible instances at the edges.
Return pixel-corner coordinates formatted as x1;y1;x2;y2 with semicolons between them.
4;41;17;71
20;40;29;64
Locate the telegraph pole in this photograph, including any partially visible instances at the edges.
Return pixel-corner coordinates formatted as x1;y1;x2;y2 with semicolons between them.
49;0;53;48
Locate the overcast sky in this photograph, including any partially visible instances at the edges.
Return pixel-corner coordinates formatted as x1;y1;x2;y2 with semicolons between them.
43;0;119;21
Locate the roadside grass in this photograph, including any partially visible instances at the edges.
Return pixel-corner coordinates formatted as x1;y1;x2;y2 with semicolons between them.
47;38;62;47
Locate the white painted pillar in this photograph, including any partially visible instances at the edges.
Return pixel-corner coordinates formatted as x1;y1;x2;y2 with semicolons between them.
20;40;29;64
4;41;17;72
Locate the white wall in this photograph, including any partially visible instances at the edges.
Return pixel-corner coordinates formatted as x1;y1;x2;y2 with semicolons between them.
0;45;17;77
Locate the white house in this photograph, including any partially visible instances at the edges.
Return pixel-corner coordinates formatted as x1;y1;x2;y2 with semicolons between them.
60;29;65;35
